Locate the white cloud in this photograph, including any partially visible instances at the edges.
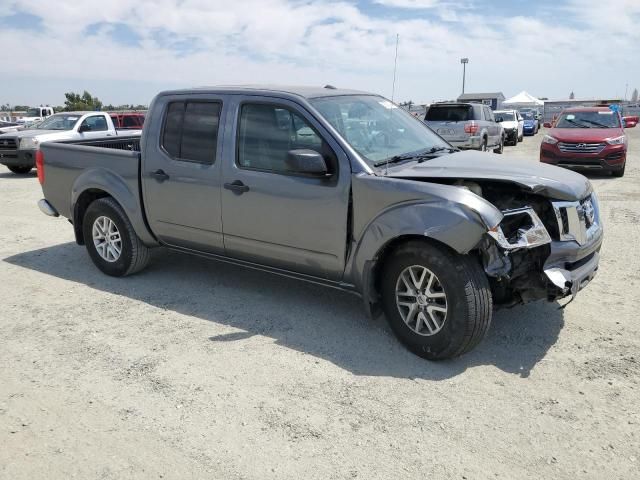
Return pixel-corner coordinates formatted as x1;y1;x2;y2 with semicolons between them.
373;0;441;8
0;0;639;105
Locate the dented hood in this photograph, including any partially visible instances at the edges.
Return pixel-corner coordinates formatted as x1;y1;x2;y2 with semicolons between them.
384;150;592;201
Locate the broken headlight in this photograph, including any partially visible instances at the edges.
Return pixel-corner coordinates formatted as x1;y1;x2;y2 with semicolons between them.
488;207;551;250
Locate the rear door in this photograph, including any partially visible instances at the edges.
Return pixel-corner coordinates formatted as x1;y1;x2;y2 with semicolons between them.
219;95;351;281
141;94;226;254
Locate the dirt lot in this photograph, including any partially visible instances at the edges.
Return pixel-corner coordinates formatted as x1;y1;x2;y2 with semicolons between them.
1;128;639;480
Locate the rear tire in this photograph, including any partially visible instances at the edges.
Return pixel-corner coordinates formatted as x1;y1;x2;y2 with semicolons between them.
493;135;504;154
82;197;151;277
380;241;492;360
7;165;32;174
480;138;488;152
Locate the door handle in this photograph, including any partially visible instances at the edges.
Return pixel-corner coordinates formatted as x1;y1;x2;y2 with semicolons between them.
224;180;250;194
151;169;170;182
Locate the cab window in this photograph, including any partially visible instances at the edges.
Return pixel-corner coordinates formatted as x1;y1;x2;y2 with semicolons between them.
237;103;335;174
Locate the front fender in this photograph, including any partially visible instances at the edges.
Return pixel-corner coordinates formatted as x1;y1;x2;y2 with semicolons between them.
71;168;158;246
346;200;491;292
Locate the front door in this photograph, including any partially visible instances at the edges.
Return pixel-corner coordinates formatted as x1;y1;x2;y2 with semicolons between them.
141;95;226;254
220;96;351;281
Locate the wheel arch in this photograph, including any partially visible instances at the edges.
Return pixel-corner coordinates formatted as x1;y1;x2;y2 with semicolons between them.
347;201;491;317
71;169;158;247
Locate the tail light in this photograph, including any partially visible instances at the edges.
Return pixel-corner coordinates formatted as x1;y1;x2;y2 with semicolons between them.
464;121;479;134
36;150;44;184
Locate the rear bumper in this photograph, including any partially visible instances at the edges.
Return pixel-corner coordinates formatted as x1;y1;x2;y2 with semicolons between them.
447;135;482;149
540;144;626;171
38;199;59;217
523;125;536;135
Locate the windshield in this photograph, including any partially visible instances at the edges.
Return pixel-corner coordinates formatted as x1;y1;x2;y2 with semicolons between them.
521;112;535;119
36;114;80;130
25;108;41;117
496;112;515;121
425;105;473;122
311;95;450;165
555;110;620;128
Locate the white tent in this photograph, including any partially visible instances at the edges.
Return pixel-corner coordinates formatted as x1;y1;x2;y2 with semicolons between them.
503;91;544;106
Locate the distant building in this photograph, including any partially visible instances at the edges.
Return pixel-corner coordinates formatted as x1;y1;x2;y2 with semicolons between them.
456;92;505;110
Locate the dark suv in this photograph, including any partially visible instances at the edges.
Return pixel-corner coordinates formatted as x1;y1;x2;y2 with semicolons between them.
424;103;504;153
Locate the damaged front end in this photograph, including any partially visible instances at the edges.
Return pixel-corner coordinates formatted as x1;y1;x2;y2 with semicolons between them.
468;181;603;307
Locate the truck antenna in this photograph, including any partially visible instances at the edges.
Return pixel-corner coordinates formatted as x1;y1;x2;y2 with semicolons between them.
385;33;400;176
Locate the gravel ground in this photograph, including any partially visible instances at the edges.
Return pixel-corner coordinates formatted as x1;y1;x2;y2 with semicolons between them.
1;128;639;479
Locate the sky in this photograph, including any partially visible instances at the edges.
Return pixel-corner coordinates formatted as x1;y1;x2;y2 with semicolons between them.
1;0;639;107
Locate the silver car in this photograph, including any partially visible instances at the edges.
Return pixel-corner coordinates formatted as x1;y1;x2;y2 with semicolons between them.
424;102;504;153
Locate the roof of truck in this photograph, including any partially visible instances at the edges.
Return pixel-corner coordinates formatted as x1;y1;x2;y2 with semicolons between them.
158;85;373;100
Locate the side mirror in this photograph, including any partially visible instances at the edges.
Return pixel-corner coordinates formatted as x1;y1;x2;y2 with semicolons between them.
286;149;328;176
624;120;637;129
78;124;90;133
543;122;552;128
495;116;503;123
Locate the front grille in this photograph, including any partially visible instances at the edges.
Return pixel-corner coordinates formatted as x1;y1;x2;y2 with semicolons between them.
0;137;17;149
552;193;601;245
557;142;605;154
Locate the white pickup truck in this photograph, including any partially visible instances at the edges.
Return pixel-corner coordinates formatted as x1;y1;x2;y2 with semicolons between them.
18;106;55;124
0;111;142;174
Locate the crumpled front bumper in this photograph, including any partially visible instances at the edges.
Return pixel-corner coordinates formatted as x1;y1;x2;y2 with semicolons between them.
543;217;603;302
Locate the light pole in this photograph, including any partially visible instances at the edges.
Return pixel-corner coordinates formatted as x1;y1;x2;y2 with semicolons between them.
460;58;469;95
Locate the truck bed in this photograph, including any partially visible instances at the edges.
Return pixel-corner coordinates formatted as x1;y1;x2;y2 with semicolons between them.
40;137;142;222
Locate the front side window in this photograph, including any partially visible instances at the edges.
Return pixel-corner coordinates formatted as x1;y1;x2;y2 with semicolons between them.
161;101;221;163
80;115;108;131
237;103;333;174
313;95;450;166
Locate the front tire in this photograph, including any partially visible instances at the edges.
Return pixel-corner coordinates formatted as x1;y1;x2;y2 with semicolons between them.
381;241;492;360
82;197;151;277
7;165;32;174
611;164;625;177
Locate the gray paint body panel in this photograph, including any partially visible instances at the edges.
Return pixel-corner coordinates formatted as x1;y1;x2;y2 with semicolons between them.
38;85;599;303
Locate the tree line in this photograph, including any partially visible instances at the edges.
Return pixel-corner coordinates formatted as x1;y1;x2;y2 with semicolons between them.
1;91;148;113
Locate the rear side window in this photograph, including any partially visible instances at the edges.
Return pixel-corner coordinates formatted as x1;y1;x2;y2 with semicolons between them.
161;101;221;164
425;105;473;122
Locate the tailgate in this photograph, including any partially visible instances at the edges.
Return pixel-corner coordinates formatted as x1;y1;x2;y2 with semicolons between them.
427;121;468;141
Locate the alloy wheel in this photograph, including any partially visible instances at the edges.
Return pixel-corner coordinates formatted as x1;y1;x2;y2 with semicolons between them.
395;265;448;336
92;216;122;262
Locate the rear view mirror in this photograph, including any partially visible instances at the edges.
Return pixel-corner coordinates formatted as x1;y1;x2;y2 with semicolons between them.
543;122;552;128
286;149;328;176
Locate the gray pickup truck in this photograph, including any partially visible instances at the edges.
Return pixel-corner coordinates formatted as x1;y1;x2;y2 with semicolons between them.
36;86;603;360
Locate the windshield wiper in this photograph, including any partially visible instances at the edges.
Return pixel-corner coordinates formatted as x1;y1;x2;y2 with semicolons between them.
374;146;458;167
579;119;611;128
563;118;591;128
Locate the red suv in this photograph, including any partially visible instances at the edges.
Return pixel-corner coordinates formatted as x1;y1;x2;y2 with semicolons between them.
540;107;635;177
